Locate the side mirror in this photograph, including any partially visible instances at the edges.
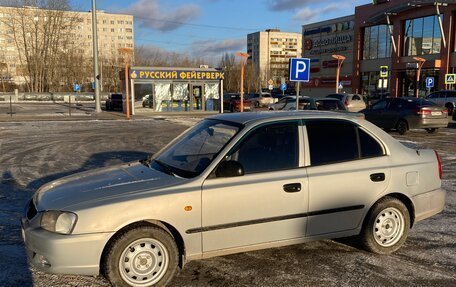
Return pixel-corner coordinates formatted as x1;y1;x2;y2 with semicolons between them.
215;160;245;178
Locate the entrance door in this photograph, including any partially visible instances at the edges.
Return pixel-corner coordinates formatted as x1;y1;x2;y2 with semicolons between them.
191;85;203;111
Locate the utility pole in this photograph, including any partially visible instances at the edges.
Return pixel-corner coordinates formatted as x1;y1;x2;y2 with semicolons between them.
92;0;101;113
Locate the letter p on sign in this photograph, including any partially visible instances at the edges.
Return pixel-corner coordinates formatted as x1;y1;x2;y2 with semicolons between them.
289;58;310;82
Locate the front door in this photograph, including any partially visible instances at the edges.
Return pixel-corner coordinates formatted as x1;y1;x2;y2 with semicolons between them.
201;121;308;252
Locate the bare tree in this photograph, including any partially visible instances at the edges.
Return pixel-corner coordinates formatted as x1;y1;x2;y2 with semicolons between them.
0;0;82;92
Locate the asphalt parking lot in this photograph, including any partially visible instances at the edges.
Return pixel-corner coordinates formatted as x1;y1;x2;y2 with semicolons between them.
0;117;455;287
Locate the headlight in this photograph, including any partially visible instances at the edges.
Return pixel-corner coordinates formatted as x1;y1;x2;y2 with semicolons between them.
40;211;78;234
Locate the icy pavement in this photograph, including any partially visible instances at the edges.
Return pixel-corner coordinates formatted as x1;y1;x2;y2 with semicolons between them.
0;119;455;287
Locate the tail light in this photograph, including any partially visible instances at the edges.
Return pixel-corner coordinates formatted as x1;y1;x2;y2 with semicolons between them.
415;108;432;116
442;109;448;115
434;150;443;180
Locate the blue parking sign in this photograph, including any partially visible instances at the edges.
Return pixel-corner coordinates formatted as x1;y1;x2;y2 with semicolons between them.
426;77;434;89
289;58;310;82
280;83;287;91
73;84;80;92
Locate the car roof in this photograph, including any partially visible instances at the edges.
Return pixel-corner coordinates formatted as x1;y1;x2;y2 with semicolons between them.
208;111;361;125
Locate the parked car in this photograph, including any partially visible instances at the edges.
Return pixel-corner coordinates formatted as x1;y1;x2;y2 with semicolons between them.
223;93;252;112
268;96;316;111
249;93;274;108
327;93;367;112
22;112;446;287
362;97;449;135
105;93;123;111
315;98;347;111
426;90;456;116
142;94;153;108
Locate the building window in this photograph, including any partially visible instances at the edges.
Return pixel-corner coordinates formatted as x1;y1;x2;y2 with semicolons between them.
363;25;392;59
404;15;442;56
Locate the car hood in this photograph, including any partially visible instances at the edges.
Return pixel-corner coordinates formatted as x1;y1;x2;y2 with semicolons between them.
34;162;185;211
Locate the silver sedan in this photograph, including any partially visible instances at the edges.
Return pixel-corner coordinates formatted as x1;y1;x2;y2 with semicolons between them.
22;111;446;287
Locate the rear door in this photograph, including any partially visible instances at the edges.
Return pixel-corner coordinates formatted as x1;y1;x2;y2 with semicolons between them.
304;120;390;235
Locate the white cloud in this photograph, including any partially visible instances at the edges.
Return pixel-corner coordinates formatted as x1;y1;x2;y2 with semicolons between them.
191;38;246;58
126;0;201;32
268;0;332;11
293;4;340;22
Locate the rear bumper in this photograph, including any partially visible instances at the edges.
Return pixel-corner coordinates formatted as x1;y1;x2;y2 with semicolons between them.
412;188;446;222
408;117;448;129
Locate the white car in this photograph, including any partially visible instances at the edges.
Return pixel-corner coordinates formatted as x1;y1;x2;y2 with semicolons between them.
22;112;446;287
426;90;456;116
327;93;367;112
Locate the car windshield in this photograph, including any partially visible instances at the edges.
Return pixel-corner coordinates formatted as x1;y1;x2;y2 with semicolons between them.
152;119;241;178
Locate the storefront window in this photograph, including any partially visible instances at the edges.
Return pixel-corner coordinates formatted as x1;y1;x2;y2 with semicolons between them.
404;15;442;56
361;71;390;100
400;69;439;97
363;25;392;59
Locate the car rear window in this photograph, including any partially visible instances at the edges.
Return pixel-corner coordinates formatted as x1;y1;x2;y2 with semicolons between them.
404;99;436;108
327;94;344;100
111;94;122;100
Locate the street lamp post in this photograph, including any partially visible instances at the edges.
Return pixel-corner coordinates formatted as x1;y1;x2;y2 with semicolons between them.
332;54;346;93
119;48;133;120
92;0;101;113
236;52;249;112
413;56;426;98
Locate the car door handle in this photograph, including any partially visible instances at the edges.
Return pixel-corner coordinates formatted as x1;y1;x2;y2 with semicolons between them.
283;183;301;193
370;173;385;182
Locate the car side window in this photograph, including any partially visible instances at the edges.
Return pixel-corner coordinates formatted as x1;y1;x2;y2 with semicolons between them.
305;120;384;166
372;100;387;110
226;122;299;174
306;121;358;166
358;129;384;158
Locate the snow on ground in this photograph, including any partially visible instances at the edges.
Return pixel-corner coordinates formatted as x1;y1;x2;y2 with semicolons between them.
0;119;455;287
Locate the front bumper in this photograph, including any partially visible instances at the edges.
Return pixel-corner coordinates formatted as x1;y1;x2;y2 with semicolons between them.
21;218;114;275
412;188;446;222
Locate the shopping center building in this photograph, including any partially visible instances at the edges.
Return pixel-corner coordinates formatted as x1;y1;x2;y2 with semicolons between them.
302;0;456;98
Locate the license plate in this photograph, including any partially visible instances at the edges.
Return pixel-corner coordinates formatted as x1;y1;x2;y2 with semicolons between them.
431;111;442;116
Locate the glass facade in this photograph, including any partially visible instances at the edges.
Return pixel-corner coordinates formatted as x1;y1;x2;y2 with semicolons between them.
404;15;442;56
363;25;392;59
361;71;390;100
400;69;440;97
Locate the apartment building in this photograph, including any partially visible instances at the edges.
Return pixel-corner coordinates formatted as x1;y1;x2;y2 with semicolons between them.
0;6;134;86
247;29;302;86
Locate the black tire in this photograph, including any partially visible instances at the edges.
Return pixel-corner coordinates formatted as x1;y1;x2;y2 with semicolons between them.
359;197;410;254
425;128;438;134
396;120;408;135
102;225;179;287
445;104;454;116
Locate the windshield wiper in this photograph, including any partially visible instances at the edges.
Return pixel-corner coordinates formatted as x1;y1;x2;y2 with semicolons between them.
153;160;177;177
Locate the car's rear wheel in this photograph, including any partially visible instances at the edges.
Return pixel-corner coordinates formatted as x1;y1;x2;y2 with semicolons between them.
396;120;408;135
425;128;438;134
445;103;454;116
359;197;410;254
103;225;178;287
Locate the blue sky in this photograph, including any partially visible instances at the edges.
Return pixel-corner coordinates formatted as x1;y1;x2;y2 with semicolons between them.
73;0;371;62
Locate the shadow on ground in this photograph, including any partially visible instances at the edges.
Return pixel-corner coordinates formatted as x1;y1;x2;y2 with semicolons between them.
0;151;148;287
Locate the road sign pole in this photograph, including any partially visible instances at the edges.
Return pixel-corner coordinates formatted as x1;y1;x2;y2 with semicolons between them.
296;82;300;111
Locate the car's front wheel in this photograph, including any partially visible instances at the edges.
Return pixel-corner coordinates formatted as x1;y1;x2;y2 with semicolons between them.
359;197;410;254
103;225;179;287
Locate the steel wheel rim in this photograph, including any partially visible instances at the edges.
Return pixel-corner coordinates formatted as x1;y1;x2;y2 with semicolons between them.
373;207;405;247
119;238;169;286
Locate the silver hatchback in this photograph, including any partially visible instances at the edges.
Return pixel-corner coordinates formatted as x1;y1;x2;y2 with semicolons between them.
22;112;446;287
